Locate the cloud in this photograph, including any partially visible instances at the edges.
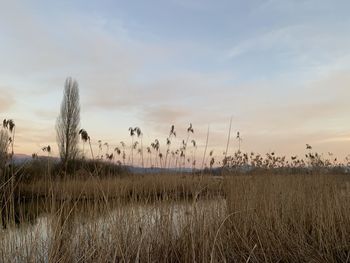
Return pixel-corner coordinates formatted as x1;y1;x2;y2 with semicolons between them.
6;117;56;155
84;70;238;113
231;70;350;156
140;106;188;124
227;25;303;58
0;90;15;112
0;1;164;96
228;24;348;59
34;109;58;121
226;12;350;78
132;69;350;159
89;68;350;159
168;0;214;10
1;0;350;161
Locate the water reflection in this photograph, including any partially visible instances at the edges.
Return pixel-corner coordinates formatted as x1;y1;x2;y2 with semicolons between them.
1;197;226;262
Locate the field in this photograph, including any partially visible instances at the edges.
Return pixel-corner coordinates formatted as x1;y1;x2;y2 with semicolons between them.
1;119;350;262
1;168;350;262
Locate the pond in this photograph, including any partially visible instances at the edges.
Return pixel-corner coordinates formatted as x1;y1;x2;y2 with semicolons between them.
0;197;226;262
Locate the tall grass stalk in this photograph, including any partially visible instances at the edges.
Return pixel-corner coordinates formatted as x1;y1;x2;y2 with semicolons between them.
201;125;210;171
224;116;232;159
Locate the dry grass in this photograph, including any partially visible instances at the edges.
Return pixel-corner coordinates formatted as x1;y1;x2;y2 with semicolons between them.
17;174;223;201
1;173;350;262
224;174;350;262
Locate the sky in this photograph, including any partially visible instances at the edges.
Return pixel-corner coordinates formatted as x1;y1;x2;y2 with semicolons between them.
1;0;350;164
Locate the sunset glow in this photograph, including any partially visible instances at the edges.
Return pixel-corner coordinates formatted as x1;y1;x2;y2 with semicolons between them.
1;0;350;162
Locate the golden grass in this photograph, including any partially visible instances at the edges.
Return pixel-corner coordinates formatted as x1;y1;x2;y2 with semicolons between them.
1;173;350;262
224;174;350;262
17;174;223;201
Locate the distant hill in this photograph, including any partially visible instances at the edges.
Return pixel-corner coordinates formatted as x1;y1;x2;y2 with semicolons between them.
127;166;195;174
11;154;216;174
12;154;32;164
12;154;59;164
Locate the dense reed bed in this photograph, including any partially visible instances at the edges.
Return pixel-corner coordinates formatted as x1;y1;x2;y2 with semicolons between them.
16;173;224;201
1;118;350;262
224;174;350;262
1;172;350;262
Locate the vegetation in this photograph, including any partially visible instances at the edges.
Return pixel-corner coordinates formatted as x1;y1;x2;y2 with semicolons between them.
1;78;350;262
56;77;81;169
1;171;349;262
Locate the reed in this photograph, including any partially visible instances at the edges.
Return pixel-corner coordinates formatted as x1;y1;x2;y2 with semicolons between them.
1;172;349;262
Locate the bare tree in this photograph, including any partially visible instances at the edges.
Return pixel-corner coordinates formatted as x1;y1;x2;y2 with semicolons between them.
56;77;80;168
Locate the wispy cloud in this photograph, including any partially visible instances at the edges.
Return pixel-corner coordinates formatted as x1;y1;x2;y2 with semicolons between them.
227;24;350;66
0;90;15;112
1;0;350;160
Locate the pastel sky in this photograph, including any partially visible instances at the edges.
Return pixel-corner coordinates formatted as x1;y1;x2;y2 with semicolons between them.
1;0;350;163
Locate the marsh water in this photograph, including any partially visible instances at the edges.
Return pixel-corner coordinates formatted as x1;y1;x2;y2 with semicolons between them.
1;197;226;261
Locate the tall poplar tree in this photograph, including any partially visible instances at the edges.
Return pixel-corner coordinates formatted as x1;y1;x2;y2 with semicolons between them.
56;77;80;168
